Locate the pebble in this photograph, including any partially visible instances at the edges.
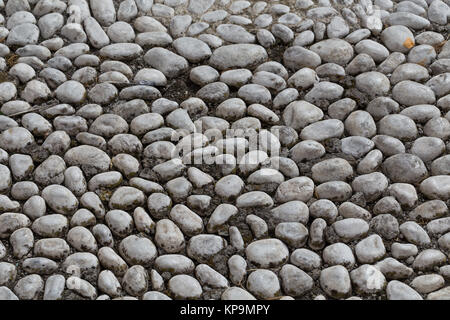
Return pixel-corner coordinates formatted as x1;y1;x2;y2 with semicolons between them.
323;243;355;268
420;176;450;200
400;221;431;246
10;228;33;258
173;37;211;63
311;158;353;183
393;80;436;106
66;276;97;299
168;274;202;299
332;218;369;242
350;265;386;294
282;101;323;131
122;265;148;296
320;266;352;299
381;25;415;53
247;269;280;299
14;274;44;300
246;239;289;268
0;0;446;301
376;257;414;280
100;43;143;61
195;264;229;288
382;154;428;184
355;72;390;97
119;235;158;267
380;54;409;76
43;274;65;300
427;286;450;300
210;44;268;70
155;219;184;253
411;274;445;294
386;280;423;300
310;39;354;66
283;46;321;70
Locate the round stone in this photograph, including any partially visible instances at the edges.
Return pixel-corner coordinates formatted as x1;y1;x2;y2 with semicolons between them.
246;269;281;299
41;185;79;215
383;154;428;184
209;44;268;70
168;275;202;299
392;81;436;106
119;235;158;266
355;72;390;96
320;266;352;299
381;25;415;53
310;39;354;66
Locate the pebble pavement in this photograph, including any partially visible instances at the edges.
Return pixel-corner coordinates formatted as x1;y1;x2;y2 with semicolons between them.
0;0;449;300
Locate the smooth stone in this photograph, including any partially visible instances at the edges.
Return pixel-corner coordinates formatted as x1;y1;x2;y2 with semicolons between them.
209;44;268;70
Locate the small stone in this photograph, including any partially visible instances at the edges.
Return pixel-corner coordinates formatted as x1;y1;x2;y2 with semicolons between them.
14;274;44;300
355;235;386;263
320;266;352;299
350;265;386;294
386;280;422;300
247;269;280;299
119;235;158;267
168;275;202;299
